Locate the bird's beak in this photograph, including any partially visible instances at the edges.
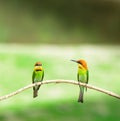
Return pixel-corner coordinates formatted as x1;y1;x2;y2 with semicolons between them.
71;60;78;63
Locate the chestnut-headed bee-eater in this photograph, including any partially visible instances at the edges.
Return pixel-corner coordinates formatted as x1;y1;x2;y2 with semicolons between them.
32;62;44;98
71;59;89;103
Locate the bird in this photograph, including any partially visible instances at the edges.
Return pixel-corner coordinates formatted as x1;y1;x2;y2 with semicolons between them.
71;59;89;103
32;62;44;98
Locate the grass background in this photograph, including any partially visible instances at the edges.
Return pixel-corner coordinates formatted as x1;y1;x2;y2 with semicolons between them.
0;44;120;121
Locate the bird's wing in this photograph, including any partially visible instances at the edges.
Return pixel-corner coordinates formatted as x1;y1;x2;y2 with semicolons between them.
85;70;89;91
32;71;35;83
41;70;44;81
77;73;79;81
86;70;89;84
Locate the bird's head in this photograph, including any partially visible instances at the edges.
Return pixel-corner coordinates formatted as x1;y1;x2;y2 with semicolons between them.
34;62;43;71
71;59;88;70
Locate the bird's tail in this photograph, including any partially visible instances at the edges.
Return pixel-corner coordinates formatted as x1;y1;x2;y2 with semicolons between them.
33;89;38;98
78;86;84;103
33;85;41;98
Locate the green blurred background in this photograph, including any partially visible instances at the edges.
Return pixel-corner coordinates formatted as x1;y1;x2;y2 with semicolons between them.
0;0;120;121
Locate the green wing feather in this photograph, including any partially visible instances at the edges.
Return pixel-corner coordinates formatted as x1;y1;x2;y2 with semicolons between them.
85;70;89;91
77;73;79;82
86;70;89;84
32;71;35;83
41;70;44;81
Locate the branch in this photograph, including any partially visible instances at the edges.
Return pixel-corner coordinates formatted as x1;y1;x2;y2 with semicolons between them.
0;80;120;101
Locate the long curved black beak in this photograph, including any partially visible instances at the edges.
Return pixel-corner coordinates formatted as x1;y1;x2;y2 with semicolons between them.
71;60;78;63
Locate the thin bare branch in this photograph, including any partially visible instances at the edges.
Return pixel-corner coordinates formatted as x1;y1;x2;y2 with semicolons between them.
0;80;120;101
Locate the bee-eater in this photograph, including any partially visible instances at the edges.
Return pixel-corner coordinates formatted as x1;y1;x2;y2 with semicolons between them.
32;62;44;98
71;59;89;103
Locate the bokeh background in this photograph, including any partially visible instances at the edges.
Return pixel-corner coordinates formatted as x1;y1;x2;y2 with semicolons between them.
0;0;120;121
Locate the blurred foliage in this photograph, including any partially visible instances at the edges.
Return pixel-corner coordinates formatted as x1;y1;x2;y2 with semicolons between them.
0;44;120;121
0;0;120;44
1;100;120;121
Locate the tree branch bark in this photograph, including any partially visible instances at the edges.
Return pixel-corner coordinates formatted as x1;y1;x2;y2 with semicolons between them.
0;80;120;101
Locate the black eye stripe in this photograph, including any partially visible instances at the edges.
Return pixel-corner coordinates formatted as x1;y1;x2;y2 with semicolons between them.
35;64;42;66
79;62;82;64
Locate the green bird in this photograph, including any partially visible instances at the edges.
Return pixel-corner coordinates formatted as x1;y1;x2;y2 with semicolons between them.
32;62;44;98
71;59;89;103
